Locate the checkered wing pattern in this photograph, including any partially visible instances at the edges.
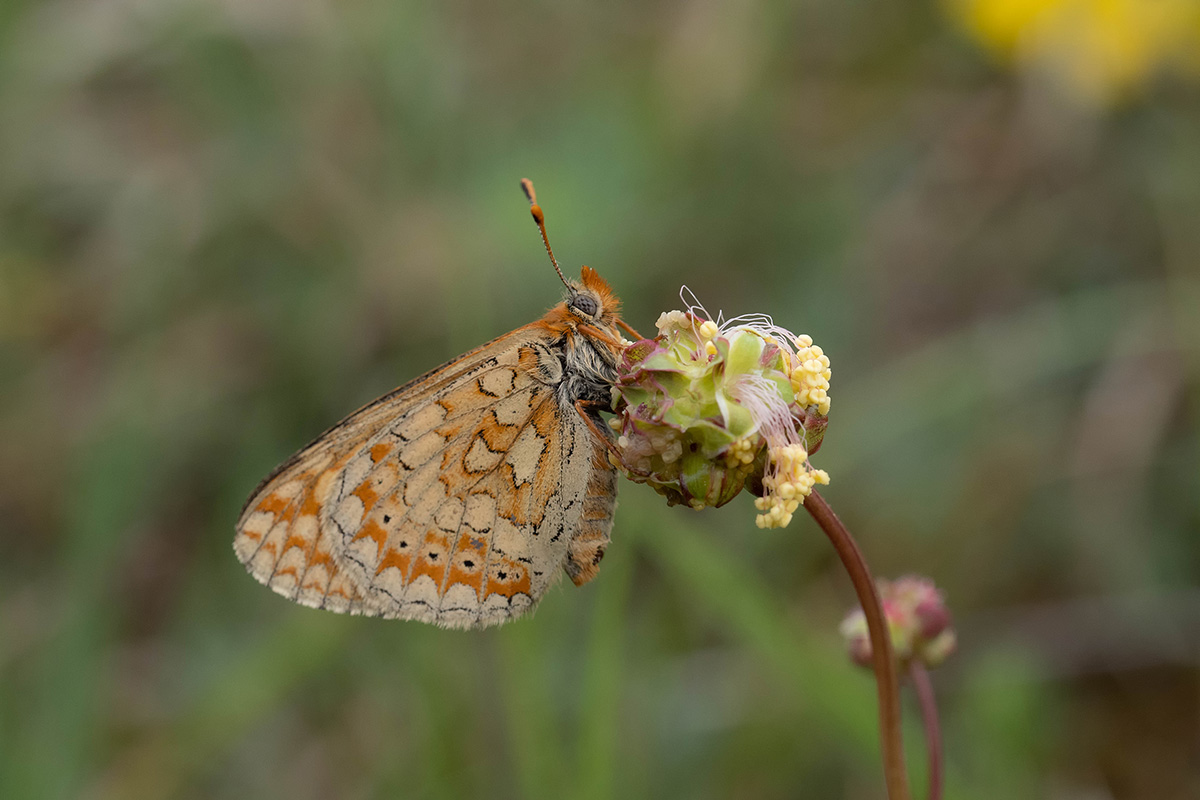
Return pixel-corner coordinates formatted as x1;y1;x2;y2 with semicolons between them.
234;328;618;629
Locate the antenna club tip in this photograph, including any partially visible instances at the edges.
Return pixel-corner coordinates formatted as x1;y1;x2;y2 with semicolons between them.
530;205;544;224
520;178;536;204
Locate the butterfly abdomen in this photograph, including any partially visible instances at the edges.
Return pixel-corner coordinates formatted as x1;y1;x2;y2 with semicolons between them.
564;452;617;586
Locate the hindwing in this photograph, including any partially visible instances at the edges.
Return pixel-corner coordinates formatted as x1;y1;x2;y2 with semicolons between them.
233;327;618;629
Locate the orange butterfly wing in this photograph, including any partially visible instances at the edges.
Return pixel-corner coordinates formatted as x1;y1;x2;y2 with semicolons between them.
233;325;618;629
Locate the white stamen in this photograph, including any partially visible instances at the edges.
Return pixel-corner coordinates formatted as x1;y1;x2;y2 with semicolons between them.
731;374;800;448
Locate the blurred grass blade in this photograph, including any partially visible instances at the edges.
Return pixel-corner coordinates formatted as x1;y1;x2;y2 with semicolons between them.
497;618;567;800
574;538;634;800
102;613;354;799
639;510;881;757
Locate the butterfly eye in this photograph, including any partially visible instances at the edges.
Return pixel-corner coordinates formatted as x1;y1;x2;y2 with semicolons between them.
570;293;599;317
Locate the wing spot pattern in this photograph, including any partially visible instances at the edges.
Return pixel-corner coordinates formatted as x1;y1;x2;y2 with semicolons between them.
351;519;388;560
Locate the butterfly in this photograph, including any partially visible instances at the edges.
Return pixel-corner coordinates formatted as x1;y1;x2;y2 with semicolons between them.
234;180;641;628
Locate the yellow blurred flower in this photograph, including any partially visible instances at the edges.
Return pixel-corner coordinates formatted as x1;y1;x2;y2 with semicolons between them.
946;0;1200;105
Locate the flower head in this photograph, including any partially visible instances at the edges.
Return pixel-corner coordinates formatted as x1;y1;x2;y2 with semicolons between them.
839;576;957;670
610;293;830;527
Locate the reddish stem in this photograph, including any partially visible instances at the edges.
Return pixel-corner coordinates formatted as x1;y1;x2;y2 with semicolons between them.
909;662;943;800
805;490;911;800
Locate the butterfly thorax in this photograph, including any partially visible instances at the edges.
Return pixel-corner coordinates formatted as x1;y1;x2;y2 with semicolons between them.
537;266;626;412
558;328;620;407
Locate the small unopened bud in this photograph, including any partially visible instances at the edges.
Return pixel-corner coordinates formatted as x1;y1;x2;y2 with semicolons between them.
839;576;955;670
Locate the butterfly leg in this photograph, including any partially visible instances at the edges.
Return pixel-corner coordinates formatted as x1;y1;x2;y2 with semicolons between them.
616;318;645;341
574;399;655;479
577;323;630;352
574;399;624;462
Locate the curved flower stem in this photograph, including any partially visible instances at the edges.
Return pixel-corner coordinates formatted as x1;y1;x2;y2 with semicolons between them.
804;490;911;800
909;662;943;800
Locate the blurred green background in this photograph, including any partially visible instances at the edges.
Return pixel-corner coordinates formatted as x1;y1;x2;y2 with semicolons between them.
3;1;1199;798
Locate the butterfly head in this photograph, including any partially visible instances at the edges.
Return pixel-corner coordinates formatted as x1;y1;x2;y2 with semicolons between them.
565;265;621;326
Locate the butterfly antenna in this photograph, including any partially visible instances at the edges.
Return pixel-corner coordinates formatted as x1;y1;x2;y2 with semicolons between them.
521;178;570;289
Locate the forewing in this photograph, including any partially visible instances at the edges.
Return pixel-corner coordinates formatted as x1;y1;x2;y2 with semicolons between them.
234;329;614;628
